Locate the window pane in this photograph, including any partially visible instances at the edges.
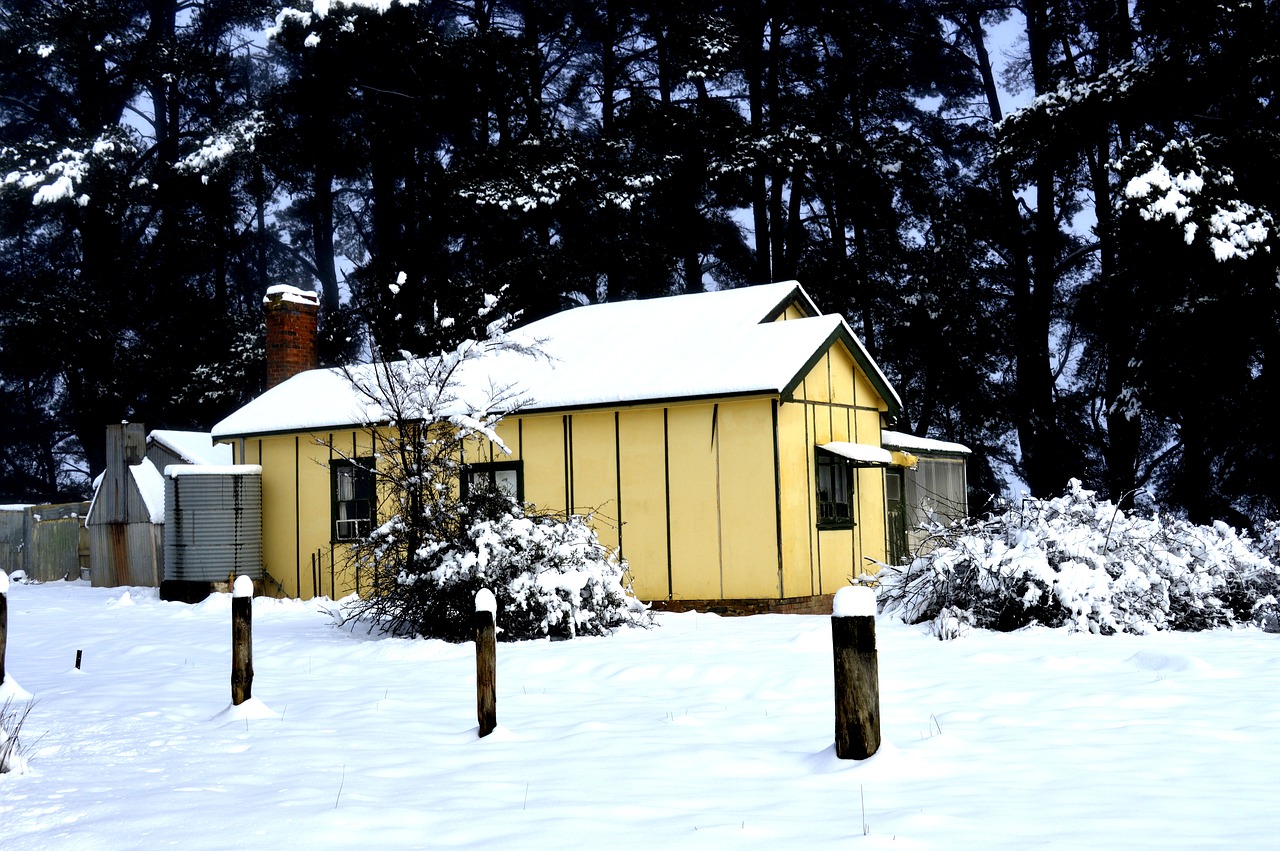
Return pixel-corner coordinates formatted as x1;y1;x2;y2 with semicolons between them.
494;468;518;496
352;466;374;500
885;469;901;501
336;467;355;501
816;453;852;522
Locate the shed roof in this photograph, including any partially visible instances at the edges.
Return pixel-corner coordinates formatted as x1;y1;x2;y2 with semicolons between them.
148;430;234;466
86;457;165;526
880;430;972;456
212;281;902;439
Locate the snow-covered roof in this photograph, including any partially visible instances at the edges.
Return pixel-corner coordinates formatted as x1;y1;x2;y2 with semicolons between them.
86;458;165;525
213;281;903;439
165;464;263;478
148;430;234;466
131;459;166;524
880;430;972;456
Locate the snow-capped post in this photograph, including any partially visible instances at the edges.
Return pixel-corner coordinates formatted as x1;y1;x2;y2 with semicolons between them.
231;575;254;706
832;585;881;760
0;570;8;686
475;589;497;737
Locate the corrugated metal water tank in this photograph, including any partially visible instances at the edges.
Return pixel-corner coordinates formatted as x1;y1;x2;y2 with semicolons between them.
164;465;263;581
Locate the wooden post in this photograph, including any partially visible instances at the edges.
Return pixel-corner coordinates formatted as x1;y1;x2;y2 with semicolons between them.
474;589;497;737
231;575;254;705
832;586;881;760
0;570;8;685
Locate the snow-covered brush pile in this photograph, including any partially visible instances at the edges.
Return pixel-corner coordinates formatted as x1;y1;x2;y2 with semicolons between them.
878;480;1280;638
352;496;648;642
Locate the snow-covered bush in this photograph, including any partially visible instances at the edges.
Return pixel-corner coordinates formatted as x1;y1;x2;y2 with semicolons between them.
360;494;647;642
878;480;1280;637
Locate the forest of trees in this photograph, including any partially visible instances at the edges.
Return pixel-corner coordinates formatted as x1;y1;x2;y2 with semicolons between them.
1;0;1277;531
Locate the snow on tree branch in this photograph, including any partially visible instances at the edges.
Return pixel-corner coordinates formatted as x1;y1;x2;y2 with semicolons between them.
175;113;266;176
997;60;1142;139
458;151;583;208
345;286;541;448
1;131;138;206
266;0;419;44
1115;138;1272;261
458;145;585;213
681;16;735;81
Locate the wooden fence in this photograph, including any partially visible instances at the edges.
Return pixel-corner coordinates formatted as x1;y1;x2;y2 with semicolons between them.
0;502;91;582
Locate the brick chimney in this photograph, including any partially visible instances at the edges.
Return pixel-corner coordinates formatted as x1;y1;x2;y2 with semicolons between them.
263;285;320;389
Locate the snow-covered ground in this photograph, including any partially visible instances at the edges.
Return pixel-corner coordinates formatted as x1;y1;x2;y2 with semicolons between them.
2;579;1277;849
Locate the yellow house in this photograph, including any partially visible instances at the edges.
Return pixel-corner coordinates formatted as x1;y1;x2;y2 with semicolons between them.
211;281;914;610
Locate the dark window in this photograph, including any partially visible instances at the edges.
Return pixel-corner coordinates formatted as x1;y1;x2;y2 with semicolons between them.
816;450;855;528
462;461;523;502
332;458;375;541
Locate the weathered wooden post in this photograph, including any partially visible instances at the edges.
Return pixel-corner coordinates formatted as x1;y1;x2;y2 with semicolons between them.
474;588;497;737
832;585;881;760
231;575;254;705
0;569;8;686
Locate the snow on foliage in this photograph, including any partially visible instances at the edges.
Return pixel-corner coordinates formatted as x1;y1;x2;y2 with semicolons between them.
995;56;1273;262
1;131;137;206
1115;138;1272;261
266;0;418;44
997;60;1141;136
681;16;735;81
368;499;646;642
458;143;585;213
175;113;265;175
878;480;1280;637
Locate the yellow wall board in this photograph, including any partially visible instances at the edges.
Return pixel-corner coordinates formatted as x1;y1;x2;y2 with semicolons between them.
776;401;816;597
817;527;856;594
519;415;568;516
716;399;781;598
567;410;620;551
257;435;300;598
854;367;886;413
812;353;833;403
492;419;521;461
854;408;881;446
665;404;722;599
857;467;887;575
779;303;808;321
828;343;857;407
617;407;670;599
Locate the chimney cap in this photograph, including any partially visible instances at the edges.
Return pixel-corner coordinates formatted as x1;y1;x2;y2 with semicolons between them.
263;285;320;308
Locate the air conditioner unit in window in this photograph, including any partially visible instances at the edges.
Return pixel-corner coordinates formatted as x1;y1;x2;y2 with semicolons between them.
335;519;368;540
